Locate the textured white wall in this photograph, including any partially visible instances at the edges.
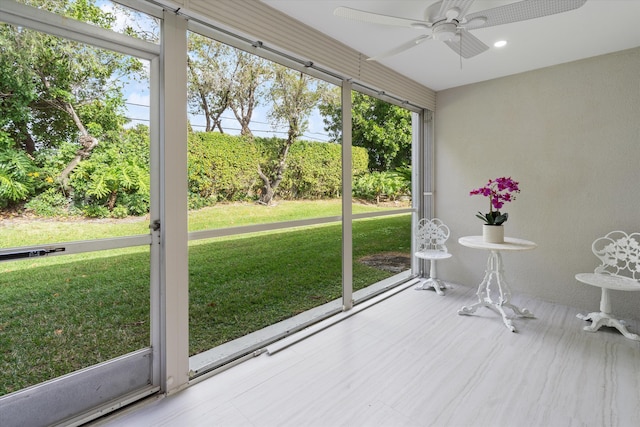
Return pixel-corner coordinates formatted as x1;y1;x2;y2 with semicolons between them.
435;47;640;319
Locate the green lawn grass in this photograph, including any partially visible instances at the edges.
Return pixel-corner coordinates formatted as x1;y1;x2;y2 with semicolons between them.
0;199;400;247
0;201;410;395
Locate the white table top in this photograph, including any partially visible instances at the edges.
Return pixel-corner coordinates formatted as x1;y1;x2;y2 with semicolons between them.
458;236;537;251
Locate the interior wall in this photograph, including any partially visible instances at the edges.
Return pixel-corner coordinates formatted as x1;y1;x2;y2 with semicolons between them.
435;47;640;319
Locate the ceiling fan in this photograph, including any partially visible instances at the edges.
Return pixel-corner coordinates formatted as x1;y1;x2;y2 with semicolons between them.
334;0;587;60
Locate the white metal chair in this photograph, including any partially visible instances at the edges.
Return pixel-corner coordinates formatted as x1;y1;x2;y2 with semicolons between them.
575;231;640;341
414;218;452;295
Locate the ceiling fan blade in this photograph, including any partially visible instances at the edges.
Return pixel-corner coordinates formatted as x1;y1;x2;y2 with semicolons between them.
434;0;475;22
367;35;432;61
443;30;489;59
464;0;587;30
334;6;432;29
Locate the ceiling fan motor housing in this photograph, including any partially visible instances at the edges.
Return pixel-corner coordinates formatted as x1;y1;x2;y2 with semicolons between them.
432;21;458;41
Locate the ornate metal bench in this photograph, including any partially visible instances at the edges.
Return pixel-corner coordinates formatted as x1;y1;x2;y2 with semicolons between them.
575;231;640;341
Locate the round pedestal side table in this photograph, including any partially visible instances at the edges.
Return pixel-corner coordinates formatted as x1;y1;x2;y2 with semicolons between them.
457;236;537;332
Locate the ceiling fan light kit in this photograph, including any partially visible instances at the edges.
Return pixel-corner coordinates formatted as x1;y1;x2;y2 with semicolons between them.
334;0;587;60
432;22;457;41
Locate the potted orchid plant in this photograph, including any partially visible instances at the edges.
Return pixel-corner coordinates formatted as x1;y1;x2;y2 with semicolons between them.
470;177;520;242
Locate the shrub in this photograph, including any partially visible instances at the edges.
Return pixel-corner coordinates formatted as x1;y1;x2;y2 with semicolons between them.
0;133;42;207
278;140;342;199
110;205;129;219
188;132;259;205
187;134;369;203
83;204;110;218
255;137;369;200
69;126;150;216
188;193;215;211
116;192;149;216
24;188;69;217
352;146;369;177
353;171;410;203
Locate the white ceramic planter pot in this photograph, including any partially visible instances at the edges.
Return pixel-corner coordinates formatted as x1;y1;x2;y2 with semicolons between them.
483;224;504;243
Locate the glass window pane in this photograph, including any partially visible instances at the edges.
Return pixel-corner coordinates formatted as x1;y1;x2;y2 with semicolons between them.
0;248;150;395
186;31;344;368
353;214;412;299
17;0;160;44
189;226;342;355
350;92;413;214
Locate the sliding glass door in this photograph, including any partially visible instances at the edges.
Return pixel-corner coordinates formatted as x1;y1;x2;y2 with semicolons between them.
0;2;161;425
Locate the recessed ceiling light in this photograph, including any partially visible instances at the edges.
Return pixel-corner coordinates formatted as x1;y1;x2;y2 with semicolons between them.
494;40;507;48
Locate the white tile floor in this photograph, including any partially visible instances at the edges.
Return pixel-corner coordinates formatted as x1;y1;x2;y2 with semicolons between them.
96;283;640;427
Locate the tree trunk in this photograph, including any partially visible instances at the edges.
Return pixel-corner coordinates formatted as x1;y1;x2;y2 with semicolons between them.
17;122;36;155
58;134;99;192
38;71;99;192
107;190;118;210
257;164;274;205
258;183;275;205
55;102;98;191
257;139;293;205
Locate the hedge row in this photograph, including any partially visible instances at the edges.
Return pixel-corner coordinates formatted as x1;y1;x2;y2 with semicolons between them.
187;132;369;206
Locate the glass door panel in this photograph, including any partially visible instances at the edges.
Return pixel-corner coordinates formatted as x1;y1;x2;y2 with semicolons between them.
186;30;345;374
352;214;412;300
0;246;151;395
0;7;158;423
350;92;413;215
351;93;415;300
189;225;343;361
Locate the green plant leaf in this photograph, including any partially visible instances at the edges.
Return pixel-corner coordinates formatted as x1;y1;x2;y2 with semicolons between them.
476;210;511;225
475;212;489;223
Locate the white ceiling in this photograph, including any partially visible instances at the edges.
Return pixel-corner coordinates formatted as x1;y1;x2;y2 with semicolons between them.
262;0;640;91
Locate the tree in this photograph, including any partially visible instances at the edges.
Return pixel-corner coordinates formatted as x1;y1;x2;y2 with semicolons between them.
257;65;329;205
0;30;37;155
0;0;144;193
228;51;271;136
187;34;234;133
319;90;412;172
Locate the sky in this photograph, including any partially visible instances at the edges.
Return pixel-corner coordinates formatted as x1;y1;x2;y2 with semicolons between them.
100;1;331;142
